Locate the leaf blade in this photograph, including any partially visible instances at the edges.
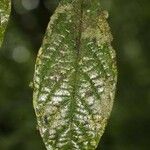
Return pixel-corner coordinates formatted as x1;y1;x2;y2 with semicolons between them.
33;1;117;150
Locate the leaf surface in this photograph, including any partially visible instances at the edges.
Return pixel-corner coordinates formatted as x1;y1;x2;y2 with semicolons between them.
33;0;117;149
0;0;10;45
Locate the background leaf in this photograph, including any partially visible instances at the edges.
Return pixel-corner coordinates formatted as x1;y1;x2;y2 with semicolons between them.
33;0;117;149
0;0;10;45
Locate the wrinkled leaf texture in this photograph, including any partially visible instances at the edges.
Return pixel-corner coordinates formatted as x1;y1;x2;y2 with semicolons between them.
33;0;117;150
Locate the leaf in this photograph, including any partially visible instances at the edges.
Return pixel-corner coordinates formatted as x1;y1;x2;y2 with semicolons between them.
33;0;117;150
0;0;10;45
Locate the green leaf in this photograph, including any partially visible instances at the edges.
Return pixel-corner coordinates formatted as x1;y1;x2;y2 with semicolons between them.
33;0;117;149
0;0;10;45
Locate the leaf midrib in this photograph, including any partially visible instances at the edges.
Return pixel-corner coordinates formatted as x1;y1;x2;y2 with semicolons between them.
69;0;84;144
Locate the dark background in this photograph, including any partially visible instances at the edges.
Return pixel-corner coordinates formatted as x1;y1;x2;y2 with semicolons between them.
0;0;150;149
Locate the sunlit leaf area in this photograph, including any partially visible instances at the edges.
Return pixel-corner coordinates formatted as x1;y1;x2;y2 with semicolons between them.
0;0;150;150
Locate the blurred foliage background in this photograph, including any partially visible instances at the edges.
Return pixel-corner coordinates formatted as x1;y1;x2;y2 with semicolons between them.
0;0;150;150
